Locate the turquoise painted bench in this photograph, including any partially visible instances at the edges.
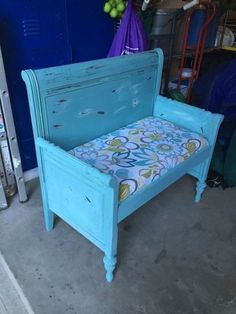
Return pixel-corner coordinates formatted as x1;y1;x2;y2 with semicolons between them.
22;49;223;282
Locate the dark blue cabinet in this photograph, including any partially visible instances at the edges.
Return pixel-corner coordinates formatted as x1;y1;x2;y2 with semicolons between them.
0;0;114;170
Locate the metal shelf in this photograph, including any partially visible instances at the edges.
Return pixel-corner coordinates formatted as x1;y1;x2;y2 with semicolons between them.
0;47;27;208
173;47;219;59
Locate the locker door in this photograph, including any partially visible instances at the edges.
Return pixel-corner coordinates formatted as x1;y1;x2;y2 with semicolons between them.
66;0;115;62
0;0;71;170
0;1;115;171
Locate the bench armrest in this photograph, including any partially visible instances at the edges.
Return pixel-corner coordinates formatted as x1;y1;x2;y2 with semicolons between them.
153;95;224;146
35;137;119;251
36;137;115;187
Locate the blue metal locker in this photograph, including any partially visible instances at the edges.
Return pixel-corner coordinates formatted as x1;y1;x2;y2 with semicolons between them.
0;0;114;170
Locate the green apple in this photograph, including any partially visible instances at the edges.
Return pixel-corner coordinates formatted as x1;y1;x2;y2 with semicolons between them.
110;8;118;18
109;0;116;7
117;2;125;12
104;2;112;13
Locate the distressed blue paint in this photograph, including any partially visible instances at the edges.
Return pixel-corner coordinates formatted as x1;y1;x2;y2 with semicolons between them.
153;95;223;201
0;0;115;170
22;50;163;150
22;49;223;282
118;146;210;222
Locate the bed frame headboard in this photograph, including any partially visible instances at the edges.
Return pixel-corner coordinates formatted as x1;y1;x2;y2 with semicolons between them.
22;49;163;150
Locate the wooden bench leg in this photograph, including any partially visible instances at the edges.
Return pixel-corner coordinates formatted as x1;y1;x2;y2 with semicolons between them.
44;208;54;232
195;180;207;203
103;222;118;283
103;255;117;283
194;156;212;203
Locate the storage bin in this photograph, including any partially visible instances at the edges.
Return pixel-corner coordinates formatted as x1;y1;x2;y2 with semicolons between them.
150;9;178;55
151;9;177;35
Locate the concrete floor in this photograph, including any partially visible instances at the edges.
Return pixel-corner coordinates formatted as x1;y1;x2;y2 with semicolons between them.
0;252;34;314
0;176;236;314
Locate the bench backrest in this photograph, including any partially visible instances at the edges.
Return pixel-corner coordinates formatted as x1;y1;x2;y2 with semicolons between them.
22;49;163;150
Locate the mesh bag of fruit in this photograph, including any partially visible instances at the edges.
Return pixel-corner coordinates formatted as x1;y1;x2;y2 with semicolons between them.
106;0;147;57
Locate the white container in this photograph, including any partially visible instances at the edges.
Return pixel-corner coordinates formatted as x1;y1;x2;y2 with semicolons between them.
182;68;192;78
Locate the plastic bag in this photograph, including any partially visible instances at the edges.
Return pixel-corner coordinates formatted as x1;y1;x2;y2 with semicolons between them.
107;0;148;57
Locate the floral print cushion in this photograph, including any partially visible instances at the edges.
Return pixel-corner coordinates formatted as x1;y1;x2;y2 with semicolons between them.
69;116;208;202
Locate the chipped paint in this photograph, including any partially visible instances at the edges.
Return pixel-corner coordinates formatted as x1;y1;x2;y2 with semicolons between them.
130;83;142;95
85;196;91;203
86;65;105;75
132;99;140;108
114;106;127;114
78;108;93;117
56;98;72;105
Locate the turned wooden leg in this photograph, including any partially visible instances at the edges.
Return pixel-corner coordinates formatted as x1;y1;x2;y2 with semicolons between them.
195;180;207;203
103;255;117;283
102;186;118;283
44;208;54;232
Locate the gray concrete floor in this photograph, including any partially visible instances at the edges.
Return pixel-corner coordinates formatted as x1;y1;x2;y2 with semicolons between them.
0;176;236;314
0;251;34;314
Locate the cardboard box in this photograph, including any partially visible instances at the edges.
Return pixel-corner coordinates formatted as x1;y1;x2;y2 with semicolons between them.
155;0;185;9
134;0;186;10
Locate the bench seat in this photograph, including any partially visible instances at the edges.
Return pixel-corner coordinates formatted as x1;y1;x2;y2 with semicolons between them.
69;116;208;202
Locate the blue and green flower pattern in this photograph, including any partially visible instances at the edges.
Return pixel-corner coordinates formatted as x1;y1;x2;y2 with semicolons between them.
69;116;208;202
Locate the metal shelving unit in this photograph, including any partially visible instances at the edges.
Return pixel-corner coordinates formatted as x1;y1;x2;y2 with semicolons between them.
0;47;27;208
148;9;183;95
